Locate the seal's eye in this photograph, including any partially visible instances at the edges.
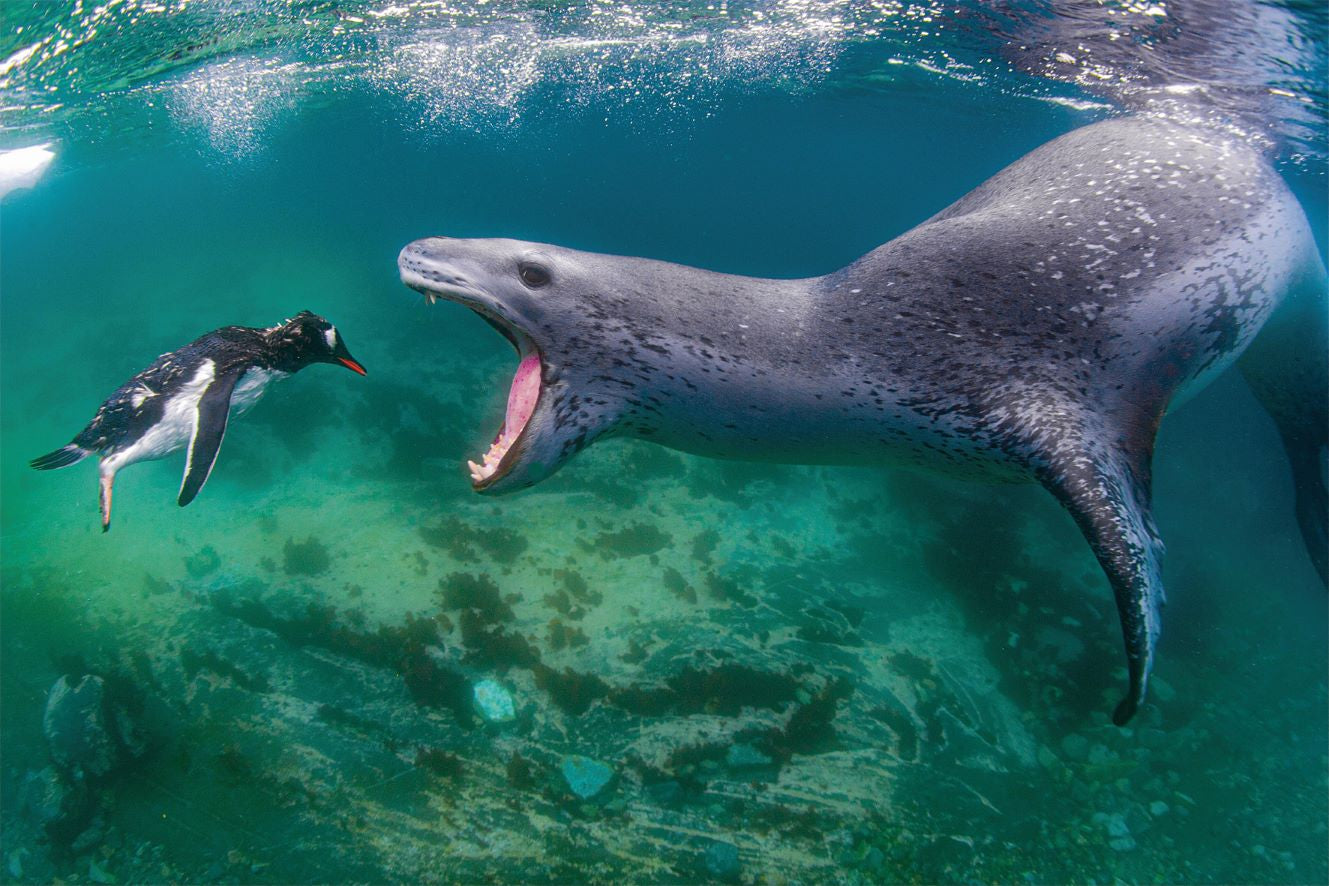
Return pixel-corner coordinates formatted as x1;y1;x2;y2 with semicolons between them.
518;262;550;288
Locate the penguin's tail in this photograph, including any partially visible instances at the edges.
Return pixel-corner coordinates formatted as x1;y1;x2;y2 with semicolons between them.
30;444;91;471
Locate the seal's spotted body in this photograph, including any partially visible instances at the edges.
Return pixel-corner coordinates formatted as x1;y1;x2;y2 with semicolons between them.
399;117;1327;724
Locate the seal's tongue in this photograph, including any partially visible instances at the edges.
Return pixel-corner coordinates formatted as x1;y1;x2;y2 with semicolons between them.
469;352;541;484
505;352;541;435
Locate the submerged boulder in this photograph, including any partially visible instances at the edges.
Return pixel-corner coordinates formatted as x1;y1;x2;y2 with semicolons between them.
19;765;92;843
43;675;117;779
42;672;154;781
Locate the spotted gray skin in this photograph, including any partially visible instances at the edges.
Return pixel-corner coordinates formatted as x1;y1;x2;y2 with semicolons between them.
399;116;1328;725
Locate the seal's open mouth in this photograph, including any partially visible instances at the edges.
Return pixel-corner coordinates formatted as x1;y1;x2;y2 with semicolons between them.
470;349;540;485
415;287;544;491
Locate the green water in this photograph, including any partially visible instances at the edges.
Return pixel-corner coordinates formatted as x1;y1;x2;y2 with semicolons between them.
1;2;1326;883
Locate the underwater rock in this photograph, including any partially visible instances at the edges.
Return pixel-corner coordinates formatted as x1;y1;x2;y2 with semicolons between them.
472;679;516;723
1086;743;1115;766
1150;676;1177;703
87;856;117;884
1094;812;1136;851
19;765;92;842
1059;733;1089;761
560;755;614;799
724;743;774;770
43;674;117;779
1149;800;1170;817
704;841;742;882
184;545;221;579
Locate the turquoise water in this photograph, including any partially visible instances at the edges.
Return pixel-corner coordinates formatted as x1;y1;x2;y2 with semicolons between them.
1;2;1326;883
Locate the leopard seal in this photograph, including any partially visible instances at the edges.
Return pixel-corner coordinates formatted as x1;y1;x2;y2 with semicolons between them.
398;115;1328;725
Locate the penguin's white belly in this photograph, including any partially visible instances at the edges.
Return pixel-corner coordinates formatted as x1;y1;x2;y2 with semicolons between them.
103;360;219;473
230;368;287;416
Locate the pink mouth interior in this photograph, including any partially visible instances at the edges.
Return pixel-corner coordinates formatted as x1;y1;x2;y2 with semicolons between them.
505;352;541;438
468;352;541;484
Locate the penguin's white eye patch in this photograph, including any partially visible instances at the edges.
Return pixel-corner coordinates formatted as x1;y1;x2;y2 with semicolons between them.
324;328;338;349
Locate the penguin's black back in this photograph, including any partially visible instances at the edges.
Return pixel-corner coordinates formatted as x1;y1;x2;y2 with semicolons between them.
73;326;270;452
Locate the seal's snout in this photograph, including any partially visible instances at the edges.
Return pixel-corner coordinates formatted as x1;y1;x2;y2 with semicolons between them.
398;236;448;264
398;238;434;273
398;237;456;296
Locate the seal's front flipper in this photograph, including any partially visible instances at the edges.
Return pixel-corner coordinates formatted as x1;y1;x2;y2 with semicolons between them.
1240;259;1329;586
1036;434;1165;725
178;370;240;508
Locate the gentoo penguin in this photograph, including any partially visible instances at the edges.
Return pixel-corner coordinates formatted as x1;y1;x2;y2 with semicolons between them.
30;310;367;531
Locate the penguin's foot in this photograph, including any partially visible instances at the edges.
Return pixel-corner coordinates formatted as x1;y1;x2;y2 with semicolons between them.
99;473;114;532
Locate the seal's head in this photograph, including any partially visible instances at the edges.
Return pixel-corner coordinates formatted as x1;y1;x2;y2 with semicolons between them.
398;236;637;494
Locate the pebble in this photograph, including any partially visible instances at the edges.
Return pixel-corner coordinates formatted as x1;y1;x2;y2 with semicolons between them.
1086;743;1115;766
1151;676;1177;702
1148;800;1169;817
704;841;742;882
560;755;614;799
88;857;117;884
725;743;774;770
1060;734;1089;761
471;680;516;723
1037;745;1058;769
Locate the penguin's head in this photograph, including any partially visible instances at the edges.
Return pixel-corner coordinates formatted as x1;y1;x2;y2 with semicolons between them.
269;311;367;375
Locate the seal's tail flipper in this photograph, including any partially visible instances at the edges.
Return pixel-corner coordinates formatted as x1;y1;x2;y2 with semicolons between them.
1036;432;1165;725
30;444;90;470
1239;258;1329;586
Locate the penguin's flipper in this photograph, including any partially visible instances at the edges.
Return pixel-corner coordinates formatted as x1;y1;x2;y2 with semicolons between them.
178;370;241;508
1032;417;1165;726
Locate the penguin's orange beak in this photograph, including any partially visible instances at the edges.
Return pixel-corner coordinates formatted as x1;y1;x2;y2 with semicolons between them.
338;356;367;375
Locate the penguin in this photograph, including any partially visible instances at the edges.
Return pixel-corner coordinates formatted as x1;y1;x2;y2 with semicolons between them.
30;310;367;531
